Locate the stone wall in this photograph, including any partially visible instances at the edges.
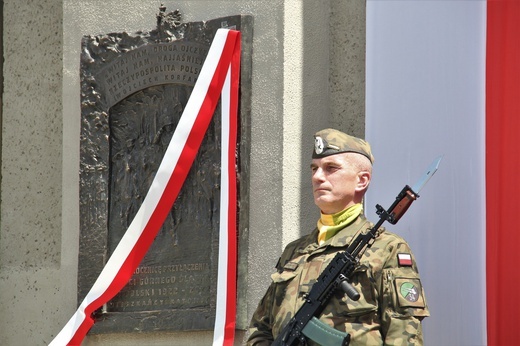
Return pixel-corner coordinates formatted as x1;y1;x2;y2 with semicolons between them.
0;1;365;344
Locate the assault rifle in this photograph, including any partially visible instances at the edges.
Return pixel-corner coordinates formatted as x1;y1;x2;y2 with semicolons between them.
272;156;442;346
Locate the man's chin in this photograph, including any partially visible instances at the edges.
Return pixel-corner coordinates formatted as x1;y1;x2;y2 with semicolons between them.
314;198;332;210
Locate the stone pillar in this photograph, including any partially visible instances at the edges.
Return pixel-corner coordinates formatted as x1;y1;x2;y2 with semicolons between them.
330;0;367;138
0;0;64;345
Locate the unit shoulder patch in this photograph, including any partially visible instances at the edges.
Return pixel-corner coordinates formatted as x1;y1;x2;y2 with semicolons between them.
394;277;425;308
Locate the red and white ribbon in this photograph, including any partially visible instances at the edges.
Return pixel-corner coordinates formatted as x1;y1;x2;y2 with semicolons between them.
51;28;240;346
213;29;240;346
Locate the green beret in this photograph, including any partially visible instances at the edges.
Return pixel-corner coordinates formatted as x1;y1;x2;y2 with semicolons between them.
313;128;374;163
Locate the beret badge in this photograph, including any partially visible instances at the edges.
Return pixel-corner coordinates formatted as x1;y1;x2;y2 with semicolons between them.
315;136;325;155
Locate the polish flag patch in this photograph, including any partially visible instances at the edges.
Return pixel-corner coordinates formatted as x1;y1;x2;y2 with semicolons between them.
398;253;413;266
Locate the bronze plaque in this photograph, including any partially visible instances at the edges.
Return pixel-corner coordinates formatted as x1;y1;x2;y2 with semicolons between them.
78;9;252;333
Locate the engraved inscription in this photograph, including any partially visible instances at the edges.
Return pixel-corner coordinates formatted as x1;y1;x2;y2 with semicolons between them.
95;42;209;108
109;263;211;311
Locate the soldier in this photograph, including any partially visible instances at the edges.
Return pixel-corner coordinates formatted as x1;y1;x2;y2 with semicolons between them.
247;129;429;345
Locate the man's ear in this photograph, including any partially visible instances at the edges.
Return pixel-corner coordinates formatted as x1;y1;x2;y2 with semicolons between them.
356;171;371;192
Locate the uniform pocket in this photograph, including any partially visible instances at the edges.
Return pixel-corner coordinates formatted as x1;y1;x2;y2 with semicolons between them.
337;265;378;317
271;270;298;283
270;268;300;310
270;264;302;337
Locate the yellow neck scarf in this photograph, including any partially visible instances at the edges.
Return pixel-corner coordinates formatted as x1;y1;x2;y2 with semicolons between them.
317;203;363;245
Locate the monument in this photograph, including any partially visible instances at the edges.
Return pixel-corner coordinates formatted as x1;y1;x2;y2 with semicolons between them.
77;7;252;333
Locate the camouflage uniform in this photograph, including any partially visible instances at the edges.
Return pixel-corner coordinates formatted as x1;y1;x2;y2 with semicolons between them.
247;214;429;345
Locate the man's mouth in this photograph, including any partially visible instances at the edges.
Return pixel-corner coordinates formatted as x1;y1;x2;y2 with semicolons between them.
314;187;329;193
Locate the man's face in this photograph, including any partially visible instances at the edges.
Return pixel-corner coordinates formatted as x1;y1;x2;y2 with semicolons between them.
310;153;366;214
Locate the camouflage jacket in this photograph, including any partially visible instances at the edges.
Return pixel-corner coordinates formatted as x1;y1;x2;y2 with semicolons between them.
247;214;429;345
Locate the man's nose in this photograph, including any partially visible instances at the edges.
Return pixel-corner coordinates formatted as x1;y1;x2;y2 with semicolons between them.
312;168;325;181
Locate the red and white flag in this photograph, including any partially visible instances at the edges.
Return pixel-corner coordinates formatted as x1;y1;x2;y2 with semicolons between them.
51;28;241;346
366;1;520;345
397;253;413;267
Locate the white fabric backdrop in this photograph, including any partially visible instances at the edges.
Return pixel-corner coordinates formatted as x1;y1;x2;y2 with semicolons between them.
365;1;487;345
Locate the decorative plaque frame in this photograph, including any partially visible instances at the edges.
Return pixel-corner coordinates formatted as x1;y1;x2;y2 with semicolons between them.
78;9;252;333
